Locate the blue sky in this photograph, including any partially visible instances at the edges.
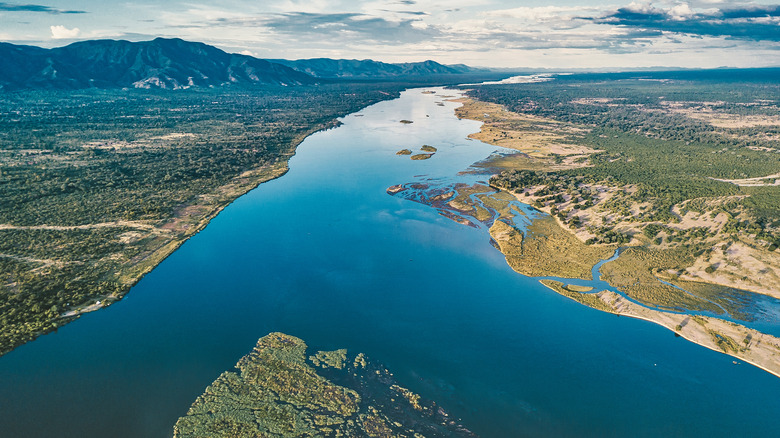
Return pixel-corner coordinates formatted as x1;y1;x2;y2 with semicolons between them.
1;0;779;68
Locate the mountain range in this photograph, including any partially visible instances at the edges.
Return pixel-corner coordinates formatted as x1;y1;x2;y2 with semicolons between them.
0;38;483;91
268;58;481;79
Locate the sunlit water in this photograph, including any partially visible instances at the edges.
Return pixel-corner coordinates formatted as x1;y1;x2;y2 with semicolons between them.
1;88;780;438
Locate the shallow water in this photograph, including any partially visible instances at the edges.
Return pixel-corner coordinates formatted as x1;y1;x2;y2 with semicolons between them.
1;88;780;438
393;168;780;335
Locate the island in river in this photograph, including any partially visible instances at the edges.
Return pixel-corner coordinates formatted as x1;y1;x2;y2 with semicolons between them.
174;333;476;438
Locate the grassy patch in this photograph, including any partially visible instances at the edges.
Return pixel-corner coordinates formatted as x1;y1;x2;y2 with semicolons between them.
496;215;614;279
539;280;614;313
173;333;476;438
600;247;724;313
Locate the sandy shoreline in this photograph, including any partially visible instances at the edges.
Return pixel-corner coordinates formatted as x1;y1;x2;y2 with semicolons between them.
541;280;780;378
602;289;780;378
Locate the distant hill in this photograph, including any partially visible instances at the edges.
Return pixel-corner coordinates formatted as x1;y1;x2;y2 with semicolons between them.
268;58;485;79
0;38;489;90
0;38;317;90
555;67;780;84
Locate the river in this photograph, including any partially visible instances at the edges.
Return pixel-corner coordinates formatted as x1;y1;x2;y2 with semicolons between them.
1;88;779;438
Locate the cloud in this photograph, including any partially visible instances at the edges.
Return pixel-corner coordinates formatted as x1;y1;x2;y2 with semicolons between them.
112;0;778;68
0;1;85;14
182;11;440;45
595;3;780;41
50;25;80;39
485;5;601;22
380;10;428;16
268;12;441;43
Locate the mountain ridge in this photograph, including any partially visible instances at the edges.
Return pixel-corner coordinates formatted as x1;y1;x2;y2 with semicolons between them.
268;57;484;79
0;38;317;90
0;38;485;90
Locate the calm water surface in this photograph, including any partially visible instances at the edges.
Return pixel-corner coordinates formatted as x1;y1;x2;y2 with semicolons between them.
1;88;780;438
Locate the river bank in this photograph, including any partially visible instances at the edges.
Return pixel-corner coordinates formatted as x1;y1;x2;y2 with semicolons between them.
0;87;402;357
541;280;780;378
452;93;780;377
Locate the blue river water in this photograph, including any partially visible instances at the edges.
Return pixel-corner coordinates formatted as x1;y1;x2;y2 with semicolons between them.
1;88;780;437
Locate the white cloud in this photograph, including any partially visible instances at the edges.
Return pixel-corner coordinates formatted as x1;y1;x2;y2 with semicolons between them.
668;3;695;20
272;0;333;14
50;25;80;39
485;5;600;22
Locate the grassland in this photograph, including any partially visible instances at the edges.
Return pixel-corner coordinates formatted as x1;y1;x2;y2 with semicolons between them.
494;216;615;280
539;280;613;313
454;98;597;171
0;84;406;355
448;184;494;223
173;332;476;438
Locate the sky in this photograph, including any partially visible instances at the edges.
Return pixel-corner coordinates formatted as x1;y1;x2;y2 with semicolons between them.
0;0;779;68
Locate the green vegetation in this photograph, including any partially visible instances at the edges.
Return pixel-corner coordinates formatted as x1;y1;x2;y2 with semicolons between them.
173;332;476;438
410;153;434;160
564;284;594;292
420;145;437;152
389;179;613;279
599;246;724;313
466;77;780;302
539;280;613;313
498;216;615;280
0;84;407;355
395;149;412;155
690;317;744;354
448;184;495;223
658;276;759;322
468;78;780;228
309;349;347;369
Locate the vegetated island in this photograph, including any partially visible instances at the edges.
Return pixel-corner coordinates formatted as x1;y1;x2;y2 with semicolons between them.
398;146;437;160
390;75;780;376
173;332;477;438
0;84;407;356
